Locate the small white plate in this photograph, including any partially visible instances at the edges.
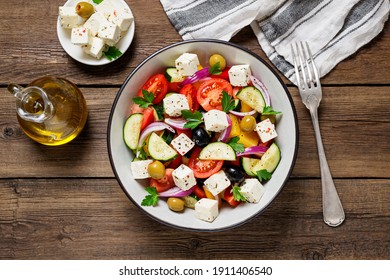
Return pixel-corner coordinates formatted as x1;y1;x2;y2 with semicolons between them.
57;0;135;66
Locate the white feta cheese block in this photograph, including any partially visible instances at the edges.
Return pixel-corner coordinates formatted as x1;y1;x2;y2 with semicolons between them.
98;21;121;46
163;94;190;117
195;198;219;222
203;109;228;132
84;12;109;36
95;0;116;19
240;178;265;203
228;64;252;86
59;6;78;29
172;164;197;191
203;170;231;196
82;36;107;59
171;133;195;156
130;159;153;179
108;8;134;31
175;53;200;76
71;27;90;45
255;118;278;143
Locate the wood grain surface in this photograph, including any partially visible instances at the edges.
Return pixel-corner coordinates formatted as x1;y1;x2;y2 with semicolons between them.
0;0;389;260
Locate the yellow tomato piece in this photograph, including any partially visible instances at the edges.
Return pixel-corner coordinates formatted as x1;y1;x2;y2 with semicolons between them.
228;114;241;138
240;101;253;112
238;130;259;148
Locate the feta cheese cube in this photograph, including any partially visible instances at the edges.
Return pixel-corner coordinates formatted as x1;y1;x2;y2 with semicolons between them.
163;94;190;117
59;7;78;29
195;198;219;222
172;164;197;191
130;159;153;179
240;178;265;203
84;12;109;36
175;53;200;76
228;65;252;86
171;133;195;156
82;36;107;59
255;118;278;143
203;170;231;196
109;8;134;31
98;21;121;46
203;109;228;132
71;27;90;45
95;0;116;19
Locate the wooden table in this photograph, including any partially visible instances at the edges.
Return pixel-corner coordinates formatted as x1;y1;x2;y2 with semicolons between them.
0;0;389;260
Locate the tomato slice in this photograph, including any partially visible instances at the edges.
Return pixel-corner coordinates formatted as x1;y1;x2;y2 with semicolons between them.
196;78;233;111
179;84;199;112
138;74;168;104
149;168;175;193
168;82;181;93
167;154;182;169
223;186;241;207
188;147;223;178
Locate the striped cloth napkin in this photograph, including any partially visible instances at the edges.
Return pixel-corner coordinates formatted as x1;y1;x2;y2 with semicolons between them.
160;0;389;84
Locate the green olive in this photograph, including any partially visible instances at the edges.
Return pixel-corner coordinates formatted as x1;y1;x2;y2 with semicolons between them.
240;115;257;132
209;54;226;70
260;114;276;124
147;161;166;180
75;2;94;18
167;197;185;212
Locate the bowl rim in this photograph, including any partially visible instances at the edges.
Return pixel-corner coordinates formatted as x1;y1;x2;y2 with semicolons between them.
107;39;299;232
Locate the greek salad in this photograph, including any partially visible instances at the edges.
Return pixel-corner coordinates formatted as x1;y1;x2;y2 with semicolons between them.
124;52;282;223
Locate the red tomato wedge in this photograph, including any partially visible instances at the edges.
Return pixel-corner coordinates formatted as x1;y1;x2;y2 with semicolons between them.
149;168;175;193
138;74;168;104
192;185;207;199
223;186;241;207
130;104;155;131
210;66;230;80
180;84;199;112
188;147;223;178
196;78;233;111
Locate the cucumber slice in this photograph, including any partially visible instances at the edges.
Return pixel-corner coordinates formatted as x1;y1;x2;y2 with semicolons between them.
236;86;266;113
147;132;178;161
123;113;143;150
199;142;236;161
241;143;281;175
165;67;184;83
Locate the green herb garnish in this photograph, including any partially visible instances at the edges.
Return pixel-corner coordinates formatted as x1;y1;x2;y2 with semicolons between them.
222;91;236;112
182;110;204;129
232;186;247;202
262;106;281;115
227;136;245;153
132;90;155;108
256;169;272;182
208;61;222;75
141;187;159;206
103;46;122;61
93;0;104;5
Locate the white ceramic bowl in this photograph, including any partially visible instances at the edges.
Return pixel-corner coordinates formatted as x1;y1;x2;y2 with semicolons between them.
108;39;298;231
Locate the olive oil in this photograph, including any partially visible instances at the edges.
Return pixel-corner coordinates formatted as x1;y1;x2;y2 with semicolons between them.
8;76;88;146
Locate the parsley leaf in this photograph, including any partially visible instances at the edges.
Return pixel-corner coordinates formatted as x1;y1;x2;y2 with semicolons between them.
232;186;247;202
222;91;237;112
103;46;122;61
262;106;281;115
256;169;272;182
93;0;103;4
227;136;245;153
141;187;159;206
208;62;222;75
182;110;203;129
132;90;155;108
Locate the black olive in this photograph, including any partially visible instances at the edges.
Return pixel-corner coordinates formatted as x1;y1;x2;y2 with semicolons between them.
192;127;211;147
224;165;245;183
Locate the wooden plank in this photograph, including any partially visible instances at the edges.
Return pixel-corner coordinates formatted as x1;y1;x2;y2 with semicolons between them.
0;1;388;85
0;178;388;260
1;86;389;178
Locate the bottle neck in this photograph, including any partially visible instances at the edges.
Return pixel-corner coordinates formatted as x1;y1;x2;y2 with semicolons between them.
8;84;54;123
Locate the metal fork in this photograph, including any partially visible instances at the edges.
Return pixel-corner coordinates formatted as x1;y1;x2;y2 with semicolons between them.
291;42;345;227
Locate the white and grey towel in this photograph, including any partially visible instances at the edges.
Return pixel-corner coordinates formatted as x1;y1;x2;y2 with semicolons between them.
160;0;389;84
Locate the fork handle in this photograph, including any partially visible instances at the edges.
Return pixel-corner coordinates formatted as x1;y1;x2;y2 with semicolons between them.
309;108;345;227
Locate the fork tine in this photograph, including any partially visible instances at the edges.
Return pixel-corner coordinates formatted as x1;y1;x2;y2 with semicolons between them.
296;42;308;89
301;42;313;87
305;42;320;85
290;43;301;89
